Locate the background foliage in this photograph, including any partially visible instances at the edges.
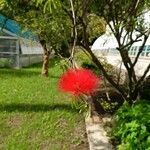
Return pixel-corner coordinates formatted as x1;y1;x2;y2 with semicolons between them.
112;100;150;150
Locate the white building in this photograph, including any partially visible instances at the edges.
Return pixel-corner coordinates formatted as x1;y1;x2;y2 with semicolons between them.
0;15;43;68
91;11;150;57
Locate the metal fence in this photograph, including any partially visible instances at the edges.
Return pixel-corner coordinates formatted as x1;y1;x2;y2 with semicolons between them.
0;36;43;68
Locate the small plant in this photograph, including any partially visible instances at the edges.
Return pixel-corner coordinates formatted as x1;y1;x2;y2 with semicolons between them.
100;101;118;111
112;100;150;150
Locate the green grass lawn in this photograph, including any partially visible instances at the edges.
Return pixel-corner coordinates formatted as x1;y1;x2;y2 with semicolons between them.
0;60;88;150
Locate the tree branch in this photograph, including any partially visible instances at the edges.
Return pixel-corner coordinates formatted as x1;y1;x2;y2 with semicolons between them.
69;0;78;68
136;64;150;89
132;32;149;68
80;43;127;99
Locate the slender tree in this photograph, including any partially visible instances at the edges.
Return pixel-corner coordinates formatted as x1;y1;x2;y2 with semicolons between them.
0;0;71;76
91;0;150;103
54;0;150;103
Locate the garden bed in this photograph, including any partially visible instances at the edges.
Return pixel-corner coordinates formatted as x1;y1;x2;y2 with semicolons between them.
93;88;124;114
91;87;150;149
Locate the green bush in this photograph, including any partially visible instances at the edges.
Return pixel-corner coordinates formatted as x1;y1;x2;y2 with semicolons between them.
112;100;150;150
0;58;11;67
75;50;92;66
75;50;114;76
75;50;100;74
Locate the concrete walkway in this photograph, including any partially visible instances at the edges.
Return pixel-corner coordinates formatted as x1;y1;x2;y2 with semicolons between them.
93;51;150;77
105;55;150;77
85;116;113;150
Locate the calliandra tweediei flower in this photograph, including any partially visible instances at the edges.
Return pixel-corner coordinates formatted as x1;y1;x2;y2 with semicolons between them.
59;68;100;96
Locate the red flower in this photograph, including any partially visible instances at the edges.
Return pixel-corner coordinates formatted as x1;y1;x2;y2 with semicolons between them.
59;69;100;96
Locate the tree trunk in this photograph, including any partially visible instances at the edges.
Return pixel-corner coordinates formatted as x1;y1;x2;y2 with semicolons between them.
40;39;51;77
42;49;50;77
69;0;78;69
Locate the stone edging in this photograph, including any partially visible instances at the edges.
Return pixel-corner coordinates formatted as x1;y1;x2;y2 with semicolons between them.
85;116;113;150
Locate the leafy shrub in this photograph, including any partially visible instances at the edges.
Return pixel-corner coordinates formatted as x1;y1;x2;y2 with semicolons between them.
87;14;106;43
75;50;114;76
81;62;99;75
112;100;150;150
0;58;12;68
75;50;92;66
75;51;99;74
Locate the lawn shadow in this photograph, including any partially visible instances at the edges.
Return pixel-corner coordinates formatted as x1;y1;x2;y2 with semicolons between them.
0;103;78;113
0;69;40;77
0;69;60;78
0;57;63;78
23;62;42;69
22;56;61;69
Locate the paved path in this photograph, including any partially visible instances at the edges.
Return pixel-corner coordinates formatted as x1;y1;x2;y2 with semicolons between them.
94;51;150;77
85;117;113;150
